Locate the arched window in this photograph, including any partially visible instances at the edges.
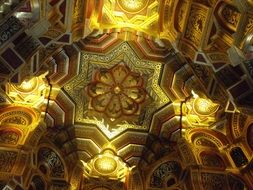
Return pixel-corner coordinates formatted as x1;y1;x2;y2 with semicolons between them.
230;147;248;167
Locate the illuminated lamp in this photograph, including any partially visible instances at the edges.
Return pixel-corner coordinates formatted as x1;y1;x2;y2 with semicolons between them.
117;0;149;13
82;145;132;181
94;150;118;175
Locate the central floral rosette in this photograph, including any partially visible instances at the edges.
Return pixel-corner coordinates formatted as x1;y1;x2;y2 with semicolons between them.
87;64;147;119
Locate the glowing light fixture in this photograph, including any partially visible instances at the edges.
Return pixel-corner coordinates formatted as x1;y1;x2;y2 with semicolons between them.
20;79;35;90
117;0;148;13
6;75;49;107
191;90;219;116
82;146;131;181
89;0;160;35
181;91;220;127
94;150;118;174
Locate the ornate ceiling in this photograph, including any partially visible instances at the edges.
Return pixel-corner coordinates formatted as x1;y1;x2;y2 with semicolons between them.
0;0;253;190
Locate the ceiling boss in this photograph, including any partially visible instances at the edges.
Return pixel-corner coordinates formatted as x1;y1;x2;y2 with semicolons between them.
87;64;147;120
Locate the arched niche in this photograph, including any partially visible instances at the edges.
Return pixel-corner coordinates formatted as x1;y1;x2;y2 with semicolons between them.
174;0;189;33
199;151;225;169
189;128;229;149
194;136;218;149
0;105;40;128
149;161;182;189
214;2;241;34
0;128;22;145
37;146;67;180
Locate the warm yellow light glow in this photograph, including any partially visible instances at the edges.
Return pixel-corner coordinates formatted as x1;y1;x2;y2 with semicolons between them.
92;0;160;35
183;91;220;127
113;86;121;94
191;90;219;116
191;90;199;99
20;80;35;90
117;0;148;13
196;99;209;113
94;155;118;174
82;146;130;181
6;75;49;107
193;97;219;116
17;77;39;93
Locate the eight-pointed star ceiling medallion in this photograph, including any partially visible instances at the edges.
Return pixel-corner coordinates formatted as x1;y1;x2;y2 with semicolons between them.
64;42;170;139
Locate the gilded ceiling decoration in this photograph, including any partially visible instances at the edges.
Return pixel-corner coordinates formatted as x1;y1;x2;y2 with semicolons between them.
117;0;148;13
0;106;39;127
183;91;220;127
92;0;161;35
87;63;147;119
150;161;182;188
82;145;130;181
182;3;210;57
6;75;48;107
0;105;41;148
174;0;189;33
215;2;241;34
38;147;66;178
0;0;253;189
0;129;20;145
64;41;170;139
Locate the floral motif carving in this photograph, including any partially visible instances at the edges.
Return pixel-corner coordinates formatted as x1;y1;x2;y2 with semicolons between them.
245;14;253;34
0;107;38;127
185;5;207;47
3;116;26;126
150;161;181;188
64;41;168;138
201;173;226;190
7;75;48;106
38;147;65;178
200;152;225;168
221;5;240;29
0;150;17;172
175;0;188;32
195;138;217;148
215;3;241;33
0;16;23;46
0;130;20;145
87;63;146;119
